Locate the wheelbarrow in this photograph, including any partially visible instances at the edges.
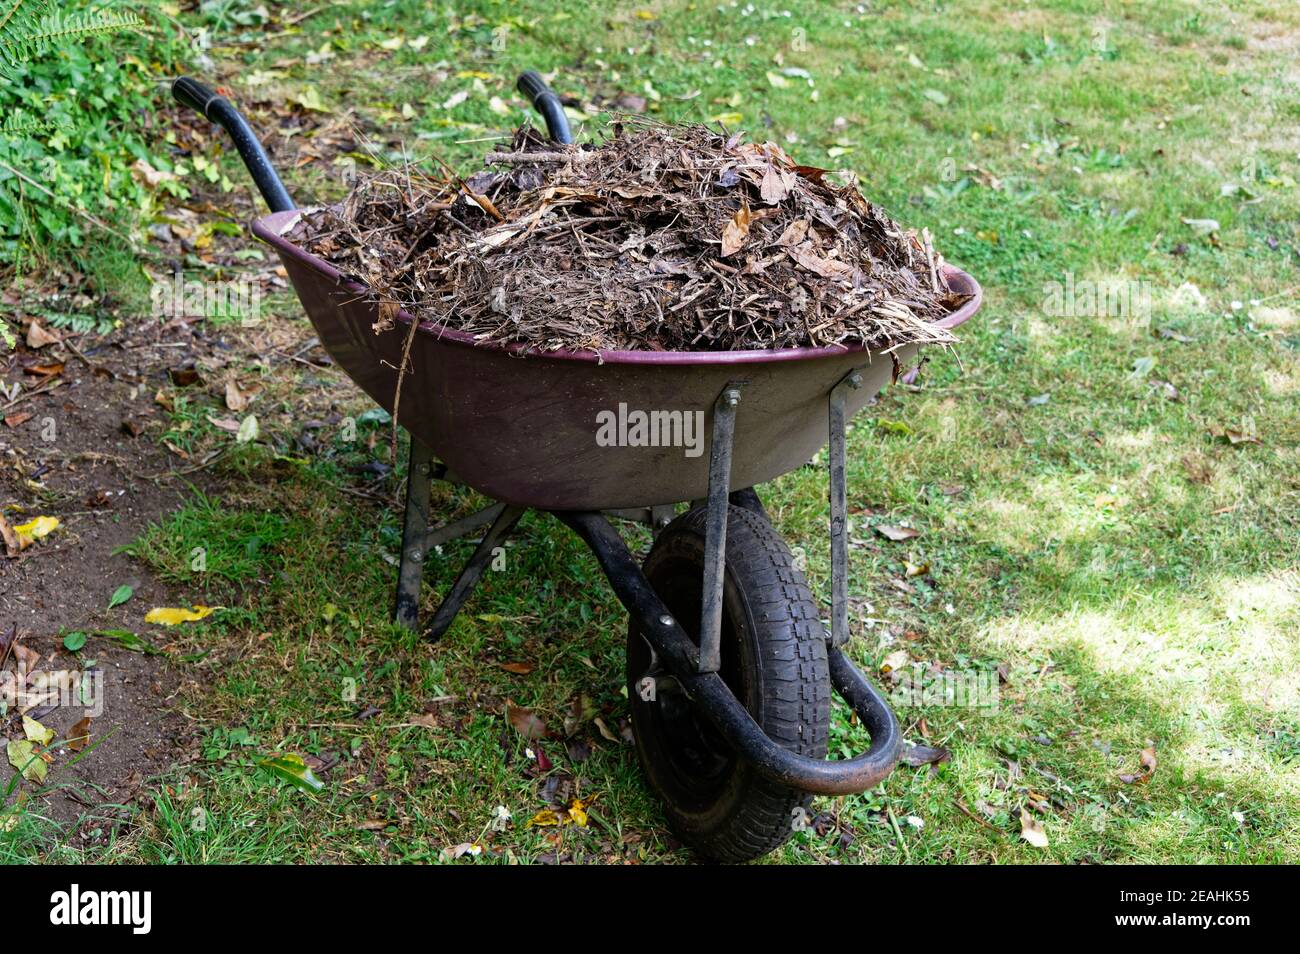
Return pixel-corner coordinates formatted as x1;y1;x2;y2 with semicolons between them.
170;72;982;862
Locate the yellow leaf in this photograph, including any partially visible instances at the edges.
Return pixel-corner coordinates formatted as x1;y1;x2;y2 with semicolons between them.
568;797;590;827
14;515;59;543
23;716;54;746
456;70;494;80
144;605;218;626
526;810;561;827
708;111;743;126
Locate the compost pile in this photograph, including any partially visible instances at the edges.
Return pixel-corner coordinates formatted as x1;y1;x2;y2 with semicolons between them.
295;117;969;353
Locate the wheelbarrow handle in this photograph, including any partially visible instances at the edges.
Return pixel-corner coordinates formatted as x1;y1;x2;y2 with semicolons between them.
516;70;573;145
170;76;295;214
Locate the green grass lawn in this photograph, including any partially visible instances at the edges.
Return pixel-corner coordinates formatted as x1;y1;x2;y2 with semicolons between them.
13;0;1299;863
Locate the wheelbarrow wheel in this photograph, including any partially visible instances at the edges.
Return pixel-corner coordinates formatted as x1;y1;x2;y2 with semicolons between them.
627;504;830;862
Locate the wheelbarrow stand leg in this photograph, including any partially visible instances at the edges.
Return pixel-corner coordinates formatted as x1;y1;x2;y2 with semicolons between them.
423;504;525;640
394;437;435;630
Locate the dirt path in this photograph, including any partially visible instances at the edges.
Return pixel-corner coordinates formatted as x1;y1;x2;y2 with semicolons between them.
1;322;216;836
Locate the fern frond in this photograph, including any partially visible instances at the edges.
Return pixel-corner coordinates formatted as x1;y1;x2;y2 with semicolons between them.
1;107;51;138
0;4;144;78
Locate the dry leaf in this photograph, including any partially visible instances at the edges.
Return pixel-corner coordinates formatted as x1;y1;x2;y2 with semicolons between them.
499;661;535;675
12;515;59;547
760;164;795;204
1020;808;1048;848
224;378;253;411
773;218;810;247
787;241;859;283
0;512;20;556
25;319;60;349
506;700;548;740
875;524;922;542
720;203;753;257
880;649;910;673
67;716;92;753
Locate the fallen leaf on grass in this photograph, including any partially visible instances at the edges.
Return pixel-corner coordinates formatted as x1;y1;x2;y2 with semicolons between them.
526;795;596;828
880;649;910;674
1209;425;1262;446
1120;743;1157;784
7;739;47;784
900;742;951;767
498;661;535;675
875;524;921;542
904;560;929;578
1019;808;1048;848
144;605;218;626
441;842;482;860
258;753;324;793
224;378;255;411
507;700;548;740
236;414;259;444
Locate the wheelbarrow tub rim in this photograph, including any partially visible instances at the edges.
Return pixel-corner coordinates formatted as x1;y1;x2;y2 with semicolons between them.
252;207;982;367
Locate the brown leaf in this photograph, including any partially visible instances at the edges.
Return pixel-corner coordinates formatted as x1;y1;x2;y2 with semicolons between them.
1140;744;1157;774
25;319;60;349
720;203;753;257
786;241;859;283
225;378;253;412
506;700;548;740
24;362;64;378
900;742;951;767
3;412;32;429
168;366;200;387
120;418;144;438
773;219;810;247
875;525;922;542
759;164;794;204
67;716;92;752
0;512;20;557
499;661;535;675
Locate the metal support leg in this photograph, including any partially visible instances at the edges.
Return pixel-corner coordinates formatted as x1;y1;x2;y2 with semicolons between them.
394;438;435;631
426;502;508;550
699;382;743;673
828;369;864;648
424;504;526;640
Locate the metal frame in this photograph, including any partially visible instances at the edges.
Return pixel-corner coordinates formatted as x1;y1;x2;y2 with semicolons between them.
385;363;900;797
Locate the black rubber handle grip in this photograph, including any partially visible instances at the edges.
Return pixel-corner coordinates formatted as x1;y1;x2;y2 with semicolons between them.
516;70;550;106
169;75;294;213
515;70;573;145
172;76;222;117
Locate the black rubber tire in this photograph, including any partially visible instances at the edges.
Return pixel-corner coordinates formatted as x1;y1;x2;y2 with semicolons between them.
627;504;830;862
